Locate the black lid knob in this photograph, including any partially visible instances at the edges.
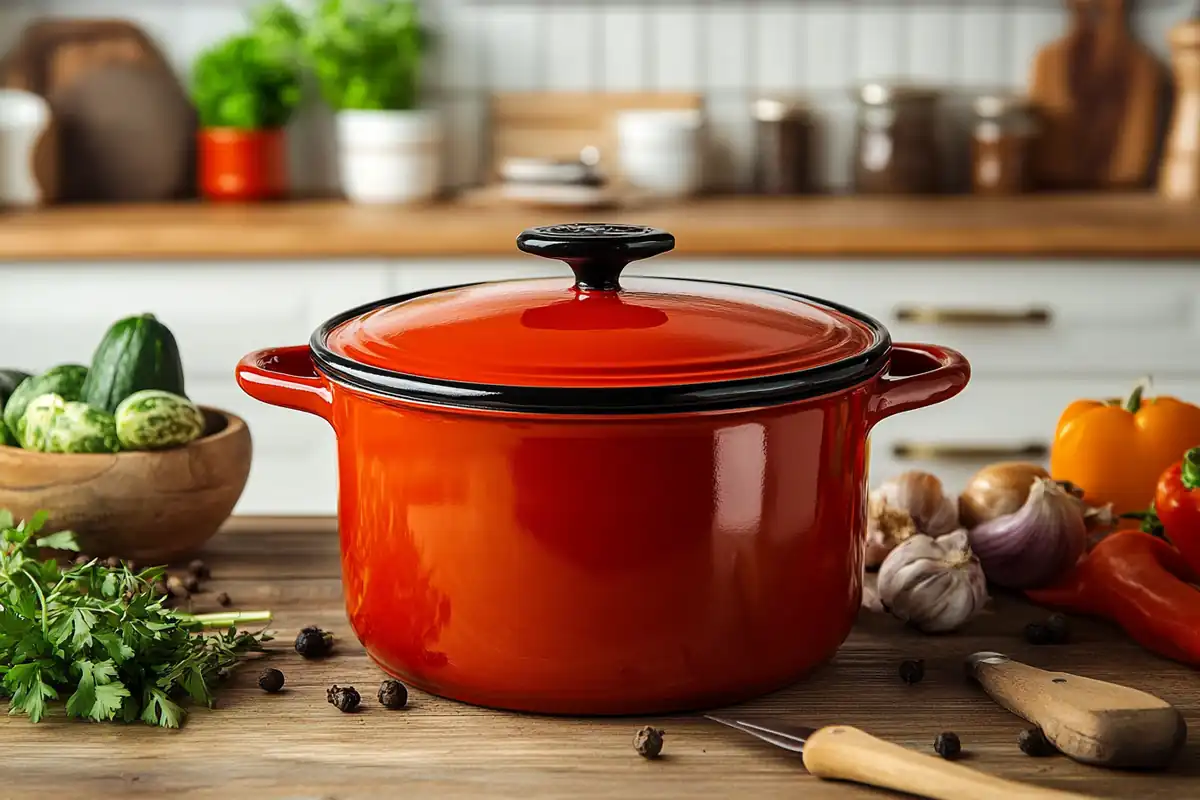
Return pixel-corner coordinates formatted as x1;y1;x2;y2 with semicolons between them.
516;223;675;291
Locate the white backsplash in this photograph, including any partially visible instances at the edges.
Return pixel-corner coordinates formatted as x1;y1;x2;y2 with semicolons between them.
0;0;1191;194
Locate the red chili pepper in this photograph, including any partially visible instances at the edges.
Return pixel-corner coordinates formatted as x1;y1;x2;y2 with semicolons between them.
1025;531;1200;668
1123;447;1200;576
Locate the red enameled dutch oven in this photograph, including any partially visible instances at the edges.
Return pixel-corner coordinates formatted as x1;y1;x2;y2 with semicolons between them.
236;224;969;715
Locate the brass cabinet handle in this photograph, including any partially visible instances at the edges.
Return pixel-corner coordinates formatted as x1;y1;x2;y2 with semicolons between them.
894;306;1052;326
892;442;1050;461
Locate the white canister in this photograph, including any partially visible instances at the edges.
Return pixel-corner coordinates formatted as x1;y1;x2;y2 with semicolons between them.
0;89;56;207
616;109;703;198
335;109;441;205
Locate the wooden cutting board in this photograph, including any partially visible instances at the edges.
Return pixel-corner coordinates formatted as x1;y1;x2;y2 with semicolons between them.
0;19;196;202
1028;0;1166;190
487;92;704;185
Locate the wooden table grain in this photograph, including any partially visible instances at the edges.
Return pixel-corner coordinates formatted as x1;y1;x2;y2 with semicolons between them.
2;194;1200;260
3;517;1197;800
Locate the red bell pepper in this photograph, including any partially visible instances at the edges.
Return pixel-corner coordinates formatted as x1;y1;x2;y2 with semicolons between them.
1026;531;1200;668
1124;446;1200;576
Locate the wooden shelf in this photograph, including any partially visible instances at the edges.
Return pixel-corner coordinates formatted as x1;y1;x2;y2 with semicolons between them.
1;194;1198;260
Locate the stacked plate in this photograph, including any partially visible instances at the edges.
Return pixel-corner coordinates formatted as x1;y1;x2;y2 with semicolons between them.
498;146;611;208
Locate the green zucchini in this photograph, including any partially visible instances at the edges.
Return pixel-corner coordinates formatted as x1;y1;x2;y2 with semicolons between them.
2;364;89;438
115;390;205;450
81;313;187;414
0;369;31;410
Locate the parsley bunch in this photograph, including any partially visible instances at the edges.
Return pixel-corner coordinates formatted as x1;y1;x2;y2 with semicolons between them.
0;510;272;727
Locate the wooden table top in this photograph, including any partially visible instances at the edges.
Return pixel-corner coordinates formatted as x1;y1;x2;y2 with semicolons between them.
2;194;1199;261
3;517;1197;799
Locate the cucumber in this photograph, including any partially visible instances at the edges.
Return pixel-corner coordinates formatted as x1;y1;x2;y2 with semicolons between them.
2;364;89;438
81;313;187;414
115;390;205;451
0;369;31;409
18;393;120;454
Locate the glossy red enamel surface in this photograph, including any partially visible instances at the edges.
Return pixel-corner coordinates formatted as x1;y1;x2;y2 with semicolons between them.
323;276;880;388
235;341;969;714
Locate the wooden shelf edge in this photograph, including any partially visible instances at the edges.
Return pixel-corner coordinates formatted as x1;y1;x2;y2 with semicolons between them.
1;194;1198;260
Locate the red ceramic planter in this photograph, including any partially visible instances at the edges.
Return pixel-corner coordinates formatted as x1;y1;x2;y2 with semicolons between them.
236;224;969;715
198;127;287;202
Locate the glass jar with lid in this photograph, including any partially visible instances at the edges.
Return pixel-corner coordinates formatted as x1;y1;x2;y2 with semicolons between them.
852;82;941;194
752;97;813;195
970;94;1037;195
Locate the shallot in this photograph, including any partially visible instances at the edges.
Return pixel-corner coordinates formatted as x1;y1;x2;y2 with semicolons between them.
967;477;1087;589
959;462;1050;530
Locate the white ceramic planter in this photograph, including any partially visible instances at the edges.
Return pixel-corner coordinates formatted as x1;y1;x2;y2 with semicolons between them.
335;109;441;205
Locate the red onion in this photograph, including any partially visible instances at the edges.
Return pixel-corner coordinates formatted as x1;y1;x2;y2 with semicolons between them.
967;477;1087;589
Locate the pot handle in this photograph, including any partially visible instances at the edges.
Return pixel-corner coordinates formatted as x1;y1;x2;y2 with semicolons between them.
868;343;970;427
236;346;332;422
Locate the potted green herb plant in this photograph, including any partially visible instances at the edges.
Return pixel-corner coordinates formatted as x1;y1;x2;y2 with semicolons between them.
301;0;439;204
190;6;303;202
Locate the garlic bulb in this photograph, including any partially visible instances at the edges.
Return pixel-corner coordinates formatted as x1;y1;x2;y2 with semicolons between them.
876;529;989;633
864;493;918;568
865;471;959;568
967;477;1087;590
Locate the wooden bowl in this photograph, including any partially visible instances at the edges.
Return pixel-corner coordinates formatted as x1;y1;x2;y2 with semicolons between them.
0;407;251;563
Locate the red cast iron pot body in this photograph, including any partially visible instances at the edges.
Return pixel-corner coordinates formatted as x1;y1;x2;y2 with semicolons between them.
236;225;969;715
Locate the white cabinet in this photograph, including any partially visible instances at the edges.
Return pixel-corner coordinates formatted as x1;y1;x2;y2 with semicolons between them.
2;257;1197;514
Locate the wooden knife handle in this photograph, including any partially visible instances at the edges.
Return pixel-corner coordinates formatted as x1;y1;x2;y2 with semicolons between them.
966;652;1187;769
802;725;1096;800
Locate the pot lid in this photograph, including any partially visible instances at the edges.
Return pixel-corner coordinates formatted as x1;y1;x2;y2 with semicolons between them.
313;223;889;413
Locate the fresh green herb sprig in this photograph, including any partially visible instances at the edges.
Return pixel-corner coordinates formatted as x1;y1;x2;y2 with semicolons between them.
190;6;304;130
297;0;431;112
0;510;272;727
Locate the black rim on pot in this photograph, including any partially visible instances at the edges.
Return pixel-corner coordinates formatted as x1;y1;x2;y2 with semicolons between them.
309;277;893;416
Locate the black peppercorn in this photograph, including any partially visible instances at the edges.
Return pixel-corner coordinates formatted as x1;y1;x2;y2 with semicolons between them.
124;560;138;573
1017;727;1057;757
182;574;201;594
378;679;408;709
1023;622;1055;646
73;554;91;566
898;659;925;684
258;668;285;693
104;556;121;569
1045;613;1071;644
633;725;665;759
188;559;211;580
327;684;360;713
295;625;334;659
933;732;961;760
216;591;232;607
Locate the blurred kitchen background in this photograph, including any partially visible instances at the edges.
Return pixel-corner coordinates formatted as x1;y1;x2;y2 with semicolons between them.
0;0;1192;193
1;0;1198;516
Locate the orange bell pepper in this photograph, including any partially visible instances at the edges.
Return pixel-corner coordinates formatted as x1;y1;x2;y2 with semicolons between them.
1050;379;1200;518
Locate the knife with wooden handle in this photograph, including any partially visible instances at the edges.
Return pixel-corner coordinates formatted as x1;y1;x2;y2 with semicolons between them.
966;651;1187;769
707;716;1097;800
